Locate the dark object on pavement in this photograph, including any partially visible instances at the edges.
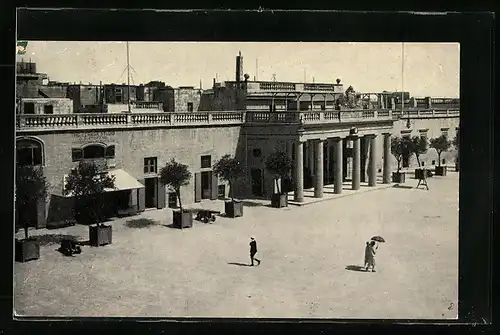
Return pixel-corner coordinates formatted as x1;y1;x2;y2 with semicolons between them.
195;209;220;223
371;236;386;243
58;239;82;256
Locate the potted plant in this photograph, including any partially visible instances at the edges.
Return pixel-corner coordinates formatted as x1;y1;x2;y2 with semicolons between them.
390;137;408;183
430;135;452;176
453;129;460;172
15;166;48;262
265;150;292;208
409;136;428;180
213;154;244;218
159;159;193;228
65;161;116;247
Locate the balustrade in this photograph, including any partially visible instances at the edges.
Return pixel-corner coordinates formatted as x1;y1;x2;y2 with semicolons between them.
16;107;457;132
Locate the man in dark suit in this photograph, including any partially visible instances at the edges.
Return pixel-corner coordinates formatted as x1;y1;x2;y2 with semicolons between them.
249;237;261;266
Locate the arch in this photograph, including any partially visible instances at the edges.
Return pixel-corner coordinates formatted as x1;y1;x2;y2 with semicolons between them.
81;143;106;159
16;136;45;166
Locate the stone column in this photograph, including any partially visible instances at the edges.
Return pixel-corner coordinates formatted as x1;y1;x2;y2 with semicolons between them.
294;141;304;202
368;135;377;186
314;139;324;198
352;136;361;190
383;133;392;183
333;137;343;194
129;188;138;209
325;140;330;184
287;140;294;193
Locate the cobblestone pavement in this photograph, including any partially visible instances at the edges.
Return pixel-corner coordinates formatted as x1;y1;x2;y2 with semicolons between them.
14;173;458;319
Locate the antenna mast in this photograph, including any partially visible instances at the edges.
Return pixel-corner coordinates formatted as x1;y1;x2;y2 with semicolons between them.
127;42;131;113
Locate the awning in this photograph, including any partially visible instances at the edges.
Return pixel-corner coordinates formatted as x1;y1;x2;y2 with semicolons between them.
60;168;144;197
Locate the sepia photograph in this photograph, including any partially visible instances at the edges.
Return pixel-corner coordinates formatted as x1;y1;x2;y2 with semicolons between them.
14;40;460;319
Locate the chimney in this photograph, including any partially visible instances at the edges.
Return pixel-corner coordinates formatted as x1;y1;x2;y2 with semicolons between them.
236;51;243;83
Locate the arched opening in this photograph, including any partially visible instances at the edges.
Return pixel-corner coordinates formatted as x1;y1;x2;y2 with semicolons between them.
83;144;106;159
16;138;44;166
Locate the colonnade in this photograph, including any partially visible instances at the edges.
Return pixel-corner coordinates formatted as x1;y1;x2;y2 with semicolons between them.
287;133;392;202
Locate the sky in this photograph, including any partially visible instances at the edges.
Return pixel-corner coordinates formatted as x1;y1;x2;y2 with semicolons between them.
17;42;460;98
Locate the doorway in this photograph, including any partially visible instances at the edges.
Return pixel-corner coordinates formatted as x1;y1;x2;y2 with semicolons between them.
144;177;158;208
251;168;263;196
402;152;410;168
201;171;212;199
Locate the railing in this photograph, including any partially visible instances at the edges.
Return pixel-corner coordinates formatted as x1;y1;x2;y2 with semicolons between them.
16;108;460;131
303;83;336;91
259;82;296;91
131;101;163;109
16;111;246;131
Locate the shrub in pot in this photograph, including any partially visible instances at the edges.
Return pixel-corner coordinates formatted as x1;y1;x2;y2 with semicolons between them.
264;150;292;208
409;136;428;179
15;166;49;262
159;159;193;228
65;161;116;246
390;137;409;183
430;135;452;176
213;154;244;218
453;129;460;172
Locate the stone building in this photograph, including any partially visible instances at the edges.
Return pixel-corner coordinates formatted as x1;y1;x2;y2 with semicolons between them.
15;52;459;229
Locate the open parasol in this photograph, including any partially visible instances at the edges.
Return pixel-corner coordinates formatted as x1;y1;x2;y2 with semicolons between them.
371;236;386;243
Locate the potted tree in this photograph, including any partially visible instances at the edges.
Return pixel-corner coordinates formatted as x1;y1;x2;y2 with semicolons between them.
390;137;408;183
430;135;452;176
265;150;292;208
409;136;428;180
15;166;48;262
65;161;116;247
213;154;244;218
159;159;193;228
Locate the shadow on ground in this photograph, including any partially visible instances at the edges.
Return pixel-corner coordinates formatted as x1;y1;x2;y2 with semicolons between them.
393;184;415;190
125;218;160;229
33;234;83;246
241;201;265;207
345;265;368;272
228;262;251;267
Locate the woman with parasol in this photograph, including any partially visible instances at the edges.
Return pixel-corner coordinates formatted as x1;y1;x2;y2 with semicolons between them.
364;236;385;272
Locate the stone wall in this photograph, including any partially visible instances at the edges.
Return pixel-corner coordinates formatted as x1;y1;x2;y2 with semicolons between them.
174;88;202;112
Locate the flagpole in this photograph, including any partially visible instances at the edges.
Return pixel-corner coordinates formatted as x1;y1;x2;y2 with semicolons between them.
127;41;131;113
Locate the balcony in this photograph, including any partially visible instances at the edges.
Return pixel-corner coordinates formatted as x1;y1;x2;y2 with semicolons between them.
245;110;394;124
16;112;247;132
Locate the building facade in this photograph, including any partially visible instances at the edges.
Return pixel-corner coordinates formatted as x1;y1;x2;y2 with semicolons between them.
15;53;459;229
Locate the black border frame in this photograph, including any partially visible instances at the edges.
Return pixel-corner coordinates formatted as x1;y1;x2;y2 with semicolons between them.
2;8;495;335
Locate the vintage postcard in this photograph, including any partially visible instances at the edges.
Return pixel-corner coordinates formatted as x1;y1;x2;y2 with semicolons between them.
14;41;459;319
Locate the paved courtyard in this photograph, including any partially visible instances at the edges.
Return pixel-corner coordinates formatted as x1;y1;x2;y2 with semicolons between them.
14;172;459;319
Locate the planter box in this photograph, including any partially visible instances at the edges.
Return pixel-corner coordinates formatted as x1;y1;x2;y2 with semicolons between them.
435;165;448;176
15;238;40;262
89;224;112;247
271;193;288;208
173;210;193;228
392;172;406;183
225;200;244;218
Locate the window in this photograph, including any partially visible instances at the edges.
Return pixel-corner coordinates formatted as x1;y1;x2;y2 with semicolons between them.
218;185;226;199
418;129;428;139
187;102;194;112
253;149;262;157
432;160;436;165
16;139;43;166
201;155;211;168
144;157;157;174
421;161;425;166
105;145;115;158
43;105;54;114
71;144;115;162
441;128;449;137
24;102;35;114
115;88;123;103
442;159;446;165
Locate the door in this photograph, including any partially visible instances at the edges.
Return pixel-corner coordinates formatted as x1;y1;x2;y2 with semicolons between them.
251;169;263;196
201;171;212;199
144;177;157;208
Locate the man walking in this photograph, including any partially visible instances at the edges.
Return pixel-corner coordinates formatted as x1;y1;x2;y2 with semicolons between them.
249;237;261;266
